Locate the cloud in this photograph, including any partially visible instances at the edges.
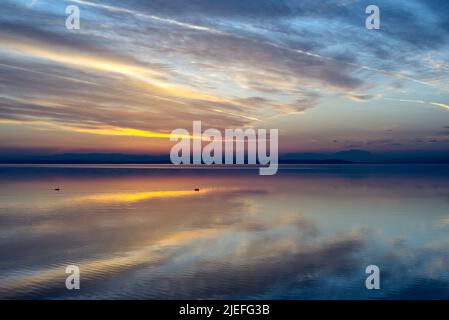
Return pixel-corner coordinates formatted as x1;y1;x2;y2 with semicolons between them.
0;0;448;152
349;93;382;102
431;102;449;111
68;0;220;33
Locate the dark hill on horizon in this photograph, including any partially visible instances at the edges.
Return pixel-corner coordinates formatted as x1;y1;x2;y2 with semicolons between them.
1;149;449;164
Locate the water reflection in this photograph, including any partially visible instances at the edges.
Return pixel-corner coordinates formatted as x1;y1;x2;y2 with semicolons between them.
0;165;448;299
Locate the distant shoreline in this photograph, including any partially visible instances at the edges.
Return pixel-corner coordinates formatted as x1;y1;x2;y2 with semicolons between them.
1;162;449;166
2;150;448;165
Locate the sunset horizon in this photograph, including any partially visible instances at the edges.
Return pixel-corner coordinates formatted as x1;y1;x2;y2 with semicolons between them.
1;0;448;156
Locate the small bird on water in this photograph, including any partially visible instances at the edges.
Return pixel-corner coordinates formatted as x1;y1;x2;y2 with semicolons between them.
194;188;200;192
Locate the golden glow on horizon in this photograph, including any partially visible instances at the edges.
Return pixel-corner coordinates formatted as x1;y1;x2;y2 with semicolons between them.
0;119;203;140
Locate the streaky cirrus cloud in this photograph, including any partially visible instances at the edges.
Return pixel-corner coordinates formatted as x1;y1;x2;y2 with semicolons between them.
0;0;448;154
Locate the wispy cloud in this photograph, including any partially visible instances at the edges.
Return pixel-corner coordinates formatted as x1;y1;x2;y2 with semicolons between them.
0;0;448;153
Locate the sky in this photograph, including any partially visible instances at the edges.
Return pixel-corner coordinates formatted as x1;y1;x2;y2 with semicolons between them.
0;0;448;155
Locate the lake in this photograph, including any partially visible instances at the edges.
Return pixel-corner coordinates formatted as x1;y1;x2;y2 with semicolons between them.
0;164;448;299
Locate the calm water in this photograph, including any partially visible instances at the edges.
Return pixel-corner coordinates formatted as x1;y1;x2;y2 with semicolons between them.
0;164;449;299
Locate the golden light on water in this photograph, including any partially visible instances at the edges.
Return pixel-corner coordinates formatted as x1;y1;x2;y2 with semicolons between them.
75;189;213;203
